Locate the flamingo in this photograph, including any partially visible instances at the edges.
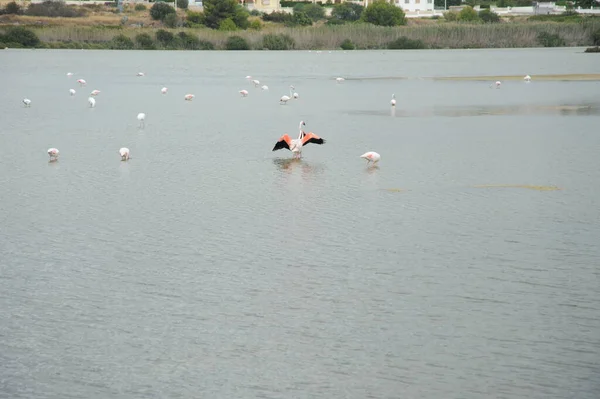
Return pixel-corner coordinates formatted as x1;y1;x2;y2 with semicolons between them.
290;85;299;99
48;148;59;162
390;94;396;107
279;94;290;105
239;89;249;97
245;75;252;80
67;72;73;77
360;151;381;167
490;81;501;89
137;72;145;77
161;87;168;94
184;94;195;101
119;147;130;161
77;79;86;86
252;79;260;87
524;75;531;82
88;97;96;108
272;121;326;159
90;89;100;96
23;98;31;107
261;85;269;91
336;77;345;83
137;113;145;128
69;89;76;96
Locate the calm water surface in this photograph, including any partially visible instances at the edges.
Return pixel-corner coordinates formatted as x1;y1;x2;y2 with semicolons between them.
1;48;599;399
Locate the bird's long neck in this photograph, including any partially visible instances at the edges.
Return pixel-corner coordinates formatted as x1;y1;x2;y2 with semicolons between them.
298;122;304;139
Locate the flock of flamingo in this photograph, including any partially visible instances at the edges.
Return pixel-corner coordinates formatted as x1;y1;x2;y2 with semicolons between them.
22;71;382;168
23;72;533;167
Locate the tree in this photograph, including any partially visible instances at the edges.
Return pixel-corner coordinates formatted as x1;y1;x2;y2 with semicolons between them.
150;2;175;21
330;2;364;22
296;3;325;21
176;0;188;9
361;0;406;27
202;0;248;30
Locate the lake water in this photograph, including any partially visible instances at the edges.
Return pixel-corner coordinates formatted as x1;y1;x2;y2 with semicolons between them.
1;47;599;399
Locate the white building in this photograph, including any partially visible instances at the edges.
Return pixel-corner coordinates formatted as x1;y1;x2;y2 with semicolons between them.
364;0;434;13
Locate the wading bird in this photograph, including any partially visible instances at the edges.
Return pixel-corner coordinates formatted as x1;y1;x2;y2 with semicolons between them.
48;148;59;162
119;147;130;161
360;151;381;167
137;113;145;128
272;121;326;159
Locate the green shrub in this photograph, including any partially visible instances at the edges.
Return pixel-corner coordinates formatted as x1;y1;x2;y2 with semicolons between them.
294;3;325;21
4;1;22;14
479;9;500;23
135;33;155;49
176;0;189;9
150;2;175;21
134;3;146;11
339;38;355;50
109;34;134;49
458;6;480;22
219;18;238;31
443;10;458;21
177;31;214;49
249;9;262;16
361;0;406;26
2;26;40;47
387;36;426;50
156;29;175;45
225;35;250;50
186;10;205;26
537;31;565;47
261;33;295;50
261;11;293;23
163;12;179;28
292;11;313;26
330;2;363;22
249;20;263;30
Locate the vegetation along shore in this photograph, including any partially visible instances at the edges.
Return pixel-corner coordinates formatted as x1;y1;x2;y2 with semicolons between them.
1;0;599;50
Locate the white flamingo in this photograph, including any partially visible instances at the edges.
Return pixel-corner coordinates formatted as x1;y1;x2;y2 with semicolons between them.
69;89;76;96
524;75;531;82
48;148;59;162
261;85;269;91
90;89;100;96
67;72;73;77
245;75;252;80
184;94;195;101
252;79;260;87
161;87;168;94
490;81;501;89
272;121;326;159
119;147;130;161
290;85;299;99
137;113;145;128
137;72;145;77
77;79;86;86
390;94;396;107
279;94;290;105
360;151;381;166
239;89;249;97
336;77;345;83
88;97;96;108
23;98;31;107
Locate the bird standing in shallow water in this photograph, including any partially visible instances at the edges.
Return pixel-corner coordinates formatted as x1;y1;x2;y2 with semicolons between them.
23;98;31;107
360;151;381;167
119;148;130;161
48;148;59;162
137;113;145;128
390;94;396;107
272;121;326;159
